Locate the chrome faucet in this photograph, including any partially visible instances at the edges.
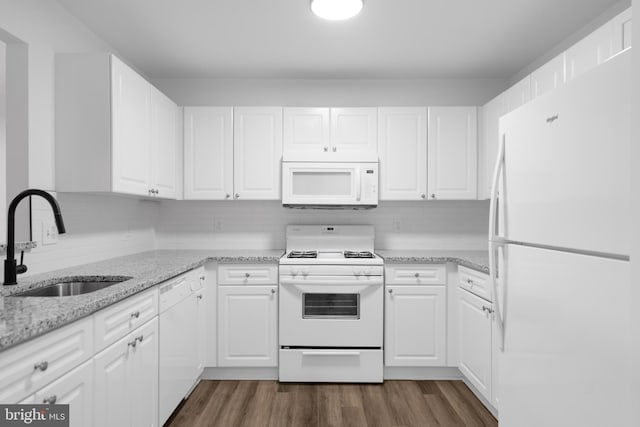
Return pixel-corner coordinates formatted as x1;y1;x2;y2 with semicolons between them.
4;189;66;285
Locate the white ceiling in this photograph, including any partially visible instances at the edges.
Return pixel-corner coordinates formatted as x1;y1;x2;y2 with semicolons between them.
56;0;623;79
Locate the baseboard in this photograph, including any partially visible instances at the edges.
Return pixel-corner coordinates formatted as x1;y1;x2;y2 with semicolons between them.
461;377;499;419
201;367;278;380
383;367;463;380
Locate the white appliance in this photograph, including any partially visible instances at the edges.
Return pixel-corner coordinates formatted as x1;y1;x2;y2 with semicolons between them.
279;225;384;382
281;161;378;208
490;50;634;427
158;272;202;425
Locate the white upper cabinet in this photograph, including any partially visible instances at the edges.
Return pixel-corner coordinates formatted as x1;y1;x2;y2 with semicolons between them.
378;107;428;200
503;76;531;114
150;89;179;199
478;93;507;200
427;107;478;200
565;22;615;81
55;54;178;199
183;107;233;200
283;108;330;157
283;107;377;161
530;53;566;99
233;107;283;200
612;8;632;52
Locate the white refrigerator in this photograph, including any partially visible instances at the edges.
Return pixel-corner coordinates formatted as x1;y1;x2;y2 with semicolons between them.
490;49;635;426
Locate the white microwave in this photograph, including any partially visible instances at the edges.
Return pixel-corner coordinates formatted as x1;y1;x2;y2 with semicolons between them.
282;162;378;209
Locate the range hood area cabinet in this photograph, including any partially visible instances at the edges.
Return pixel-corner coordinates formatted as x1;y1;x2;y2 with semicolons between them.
378;106;478;201
183;107;283;200
283;107;377;162
55;54;179;199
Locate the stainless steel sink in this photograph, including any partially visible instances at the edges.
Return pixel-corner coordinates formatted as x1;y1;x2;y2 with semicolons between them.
12;276;132;297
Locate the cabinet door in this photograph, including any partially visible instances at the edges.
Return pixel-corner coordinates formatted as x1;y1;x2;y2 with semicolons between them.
150;88;178;199
196;289;207;371
111;55;152;196
183;107;233;200
378;107;427;200
566;22;614;81
93;334;131;427
218;285;278;367
34;360;93;427
330;108;377;159
427;106;478;200
504;75;531;114
384;285;446;366
478;93;507;200
612;7;632;52
233;107;283;200
531;53;566;99
129;318;159;427
283;107;330;159
458;289;492;402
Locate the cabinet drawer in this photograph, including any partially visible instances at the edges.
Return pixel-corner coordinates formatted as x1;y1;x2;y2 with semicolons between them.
218;264;278;285
0;317;93;403
279;349;382;383
385;264;447;285
458;266;491;302
94;287;158;351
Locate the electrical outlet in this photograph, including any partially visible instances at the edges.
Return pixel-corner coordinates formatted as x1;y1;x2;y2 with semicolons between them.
214;219;223;232
392;219;401;232
42;220;58;245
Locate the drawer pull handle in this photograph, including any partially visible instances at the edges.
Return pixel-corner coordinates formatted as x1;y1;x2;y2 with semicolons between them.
43;395;57;405
128;339;137;348
136;334;144;343
270;289;276;294
414;273;419;278
467;279;475;287
245;273;250;278
197;294;203;300
131;311;140;319
34;361;49;372
200;276;205;281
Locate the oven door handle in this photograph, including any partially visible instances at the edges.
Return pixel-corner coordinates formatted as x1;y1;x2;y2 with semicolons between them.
279;277;383;286
302;350;361;357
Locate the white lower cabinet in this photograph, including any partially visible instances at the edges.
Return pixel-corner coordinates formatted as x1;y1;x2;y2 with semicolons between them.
384;284;447;366
218;284;278;367
458;288;492;401
94;317;158;427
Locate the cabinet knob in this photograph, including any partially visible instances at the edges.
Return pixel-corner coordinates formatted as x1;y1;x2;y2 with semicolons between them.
43;395;57;405
467;279;474;287
414;273;419;278
136;334;144;343
148;189;153;195
323;147;328;152
34;361;49;372
431;193;436;199
197;294;203;300
332;147;337;152
235;193;240;199
128;339;137;348
200;276;205;281
225;194;230;199
131;311;140;319
421;194;426;199
154;189;159;195
271;289;276;294
245;273;250;278
388;289;393;294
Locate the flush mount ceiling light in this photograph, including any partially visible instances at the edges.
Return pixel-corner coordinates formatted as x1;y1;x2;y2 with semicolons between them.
311;0;363;20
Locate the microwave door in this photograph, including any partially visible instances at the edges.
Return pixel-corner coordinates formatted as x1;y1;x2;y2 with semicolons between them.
283;163;358;205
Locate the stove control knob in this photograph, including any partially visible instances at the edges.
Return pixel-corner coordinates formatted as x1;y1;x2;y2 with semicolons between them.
363;267;372;276
291;268;299;277
301;267;310;276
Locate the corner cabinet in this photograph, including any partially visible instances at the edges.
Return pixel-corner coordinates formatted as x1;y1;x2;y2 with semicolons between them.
56;54;179;199
283;107;377;161
183;107;282;200
427;107;478;200
378;107;428;200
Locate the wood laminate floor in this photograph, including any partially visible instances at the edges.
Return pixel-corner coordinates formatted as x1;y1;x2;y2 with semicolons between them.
165;380;498;427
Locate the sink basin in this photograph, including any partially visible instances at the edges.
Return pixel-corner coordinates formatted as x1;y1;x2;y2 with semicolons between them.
12;276;132;297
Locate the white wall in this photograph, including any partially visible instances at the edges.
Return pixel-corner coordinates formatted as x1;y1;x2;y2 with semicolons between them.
154;77;507;107
0;1;158;278
157;200;489;251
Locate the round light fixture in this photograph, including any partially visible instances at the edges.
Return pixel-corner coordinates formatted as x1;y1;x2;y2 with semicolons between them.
311;0;363;20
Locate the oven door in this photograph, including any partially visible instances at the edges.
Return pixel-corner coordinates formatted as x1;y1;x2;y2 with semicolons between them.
279;276;383;347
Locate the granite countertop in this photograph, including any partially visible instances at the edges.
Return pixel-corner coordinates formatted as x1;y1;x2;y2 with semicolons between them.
0;241;37;254
0;249;283;351
376;250;489;274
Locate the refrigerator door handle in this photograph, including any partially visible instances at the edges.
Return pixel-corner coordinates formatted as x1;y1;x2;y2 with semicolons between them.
489;134;506;242
490;240;506;351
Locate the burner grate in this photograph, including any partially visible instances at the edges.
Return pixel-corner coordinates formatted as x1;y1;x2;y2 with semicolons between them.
344;251;375;259
288;250;318;259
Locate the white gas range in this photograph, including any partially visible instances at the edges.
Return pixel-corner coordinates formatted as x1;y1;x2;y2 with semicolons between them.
278;225;384;383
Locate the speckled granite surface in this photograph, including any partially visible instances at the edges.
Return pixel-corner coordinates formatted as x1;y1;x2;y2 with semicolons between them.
0;241;37;254
0;249;283;351
376;250;489;274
